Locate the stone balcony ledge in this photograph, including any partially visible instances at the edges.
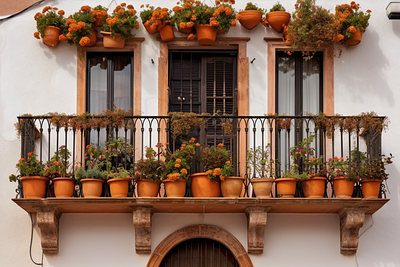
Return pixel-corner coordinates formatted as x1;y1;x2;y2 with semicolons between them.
12;198;389;256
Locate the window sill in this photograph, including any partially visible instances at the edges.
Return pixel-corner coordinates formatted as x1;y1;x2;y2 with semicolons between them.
12;198;389;255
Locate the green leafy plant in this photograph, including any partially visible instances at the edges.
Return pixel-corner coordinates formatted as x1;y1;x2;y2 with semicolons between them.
201;143;233;182
107;166;132;179
334;2;371;42
282;135;320;180
285;0;339;56
162;138;199;181
101;3;139;39
358;154;394;181
9;152;44;182
327;156;358;182
59;6;95;46
242;2;265;12
171;0;197;32
213;0;237;32
75;144;107;180
34;6;66;39
43;145;72;179
247;143;276;178
133;147;166;181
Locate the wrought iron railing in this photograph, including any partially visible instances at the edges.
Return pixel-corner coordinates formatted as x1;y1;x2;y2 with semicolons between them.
14;114;387;198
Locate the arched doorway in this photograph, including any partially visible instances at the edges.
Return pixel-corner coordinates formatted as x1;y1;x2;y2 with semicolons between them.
147;224;253;267
160;238;239;267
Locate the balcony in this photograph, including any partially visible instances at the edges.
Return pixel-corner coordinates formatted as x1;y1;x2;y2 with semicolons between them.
11;113;389;256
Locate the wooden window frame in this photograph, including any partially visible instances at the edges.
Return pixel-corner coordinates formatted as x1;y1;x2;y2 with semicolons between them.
77;37;144;116
265;38;334;116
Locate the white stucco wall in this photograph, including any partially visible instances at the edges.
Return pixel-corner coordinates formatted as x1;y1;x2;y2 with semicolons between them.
1;0;400;266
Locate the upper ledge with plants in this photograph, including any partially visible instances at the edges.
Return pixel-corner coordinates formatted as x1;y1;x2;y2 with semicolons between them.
33;0;370;50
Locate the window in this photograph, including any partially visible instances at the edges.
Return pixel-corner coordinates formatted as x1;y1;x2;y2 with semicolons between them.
168;51;237;145
276;51;323;116
275;51;324;172
86;52;133;146
86;52;133;114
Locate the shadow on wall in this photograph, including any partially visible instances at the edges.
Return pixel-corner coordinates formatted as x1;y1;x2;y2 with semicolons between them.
335;29;394;107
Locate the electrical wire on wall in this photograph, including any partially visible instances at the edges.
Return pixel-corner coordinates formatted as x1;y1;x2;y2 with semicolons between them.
30;214;43;266
0;0;45;22
355;215;375;267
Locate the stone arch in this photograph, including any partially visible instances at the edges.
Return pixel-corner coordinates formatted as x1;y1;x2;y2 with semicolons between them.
147;224;253;267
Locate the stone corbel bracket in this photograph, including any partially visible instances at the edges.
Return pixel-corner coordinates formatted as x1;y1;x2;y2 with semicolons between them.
132;206;154;254
338;207;365;255
32;206;62;254
245;206;271;254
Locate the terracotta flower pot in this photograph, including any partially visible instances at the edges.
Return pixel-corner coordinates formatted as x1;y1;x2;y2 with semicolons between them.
302;176;327;198
144;23;158;34
361;179;382;198
108;178;132;197
267;11;291;32
238;10;262;30
100;31;125;48
87;28;98;46
251;178;274;198
159;24;175;42
42;26;62;47
190;172;220;197
178;26;194;34
81;178;104;197
20;176;49;198
332;176;355;198
53;177;76;198
221;176;245;197
136;180;161;197
275;177;297;198
164;179;187;197
345;30;363;46
195;24;217;45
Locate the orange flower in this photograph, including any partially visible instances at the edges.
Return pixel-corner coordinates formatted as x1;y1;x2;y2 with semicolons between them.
28;152;34;156
176;159;182;163
79;36;91;46
334;34;344;43
180;22;186;29
121;3;126;7
78;21;86;29
225;7;232;16
231;20;236;27
128;9;136;16
226;161;230;164
218;143;224;147
118;8;125;15
165;142;170;146
34;32;40;39
58;34;67;41
128;5;134;9
57;10;65;16
34;12;42;20
188;33;195;40
348;25;357;33
191;15;196;21
213;168;221;176
181;144;186;147
180;169;188;175
220;175;225;181
195;143;200;146
19;158;25;162
235;14;241;20
136;21;139;29
81;6;91;12
42;6;51;13
175;163;181;168
187;21;194;27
